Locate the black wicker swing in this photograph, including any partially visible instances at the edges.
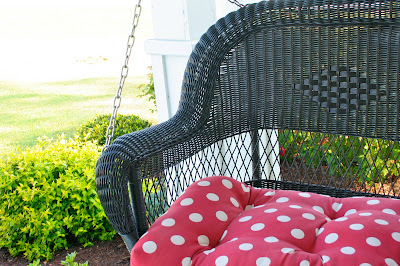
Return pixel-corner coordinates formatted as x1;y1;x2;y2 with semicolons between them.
95;0;400;263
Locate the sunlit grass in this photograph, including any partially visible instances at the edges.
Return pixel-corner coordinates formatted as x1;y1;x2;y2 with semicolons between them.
0;76;157;154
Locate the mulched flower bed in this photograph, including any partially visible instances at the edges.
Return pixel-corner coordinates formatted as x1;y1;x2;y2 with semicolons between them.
0;235;130;266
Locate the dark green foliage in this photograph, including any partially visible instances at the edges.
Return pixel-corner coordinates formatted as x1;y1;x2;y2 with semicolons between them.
75;114;151;146
0;136;115;262
279;130;400;183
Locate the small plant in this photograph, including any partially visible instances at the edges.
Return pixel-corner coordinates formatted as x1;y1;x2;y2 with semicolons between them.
28;259;41;266
138;66;156;106
75;114;151;146
27;252;88;266
61;252;89;266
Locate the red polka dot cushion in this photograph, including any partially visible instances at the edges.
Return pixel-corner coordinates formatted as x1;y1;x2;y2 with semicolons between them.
131;176;400;266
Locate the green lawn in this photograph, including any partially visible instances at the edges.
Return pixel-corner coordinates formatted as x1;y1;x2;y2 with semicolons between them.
0;76;157;154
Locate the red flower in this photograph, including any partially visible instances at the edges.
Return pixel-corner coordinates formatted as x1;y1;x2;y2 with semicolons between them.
280;147;286;156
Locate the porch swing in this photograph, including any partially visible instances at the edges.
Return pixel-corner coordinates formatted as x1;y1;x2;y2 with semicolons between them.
95;0;400;265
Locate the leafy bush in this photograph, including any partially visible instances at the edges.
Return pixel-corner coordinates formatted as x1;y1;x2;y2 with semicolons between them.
0;136;115;262
75;114;151;146
279;130;400;183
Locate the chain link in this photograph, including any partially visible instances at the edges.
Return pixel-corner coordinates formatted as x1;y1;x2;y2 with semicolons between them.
103;0;142;152
227;0;244;8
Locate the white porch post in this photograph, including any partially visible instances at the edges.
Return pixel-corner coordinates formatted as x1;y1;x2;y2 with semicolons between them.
145;0;217;123
146;1;280;202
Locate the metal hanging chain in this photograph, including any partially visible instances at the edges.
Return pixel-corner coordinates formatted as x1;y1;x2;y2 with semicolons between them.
227;0;244;8
103;0;142;152
103;0;242;152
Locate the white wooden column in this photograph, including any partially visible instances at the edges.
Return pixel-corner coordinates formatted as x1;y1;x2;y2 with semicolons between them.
145;0;217;123
146;1;280;202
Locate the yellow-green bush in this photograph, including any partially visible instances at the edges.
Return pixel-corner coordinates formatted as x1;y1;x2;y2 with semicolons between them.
0;136;115;262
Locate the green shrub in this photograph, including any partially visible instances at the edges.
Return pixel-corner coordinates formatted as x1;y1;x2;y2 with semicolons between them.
0;136;115;262
75;114;151;146
279;130;400;183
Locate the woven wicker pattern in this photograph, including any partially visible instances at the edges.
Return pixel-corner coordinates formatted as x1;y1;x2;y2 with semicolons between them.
95;0;400;250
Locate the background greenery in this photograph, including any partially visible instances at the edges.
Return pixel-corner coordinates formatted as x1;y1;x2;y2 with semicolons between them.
0;76;156;261
0;77;157;154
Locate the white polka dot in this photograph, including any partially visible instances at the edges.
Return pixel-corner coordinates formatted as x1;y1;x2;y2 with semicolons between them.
340;246;356;255
385;258;399;266
241;184;250;192
256;257;271;266
220;230;227;241
215;256;229;266
302;213;316;220
289;205;302;209
335;217;348;222
171;235;185;245
189;213;203;222
326;217;332;222
142;241;157;254
366;237;381;247
299;192;311;198
222;179;233;189
254;204;265;209
239;216;252;222
216;211;228;221
228;237;238;242
207;193;219;201
276;197;289;203
332;202;343;212
322;255;330;263
300;260;310;266
359;263;372;266
349;223;364;230
230;197;239;207
198;180;210;186
204;248;215;255
264;208;278;213
239;243;253;251
375;219;389;225
317;228;324;236
313;206;324;213
180;198;194;206
359;212;373;216
182;257;192;266
198;235;210;246
264;191;275;196
161;218;175;227
392;232;400;242
281;248;295;254
325;233;339;244
264;236;279;243
251;223;265;231
345;209;357;216
277;215;291;222
367;199;380;205
291;229;305;239
383;209;397;215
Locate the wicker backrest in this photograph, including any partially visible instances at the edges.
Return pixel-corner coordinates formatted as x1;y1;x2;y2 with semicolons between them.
95;0;400;250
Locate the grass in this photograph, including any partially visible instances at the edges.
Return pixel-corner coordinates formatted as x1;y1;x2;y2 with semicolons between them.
0;76;157;154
